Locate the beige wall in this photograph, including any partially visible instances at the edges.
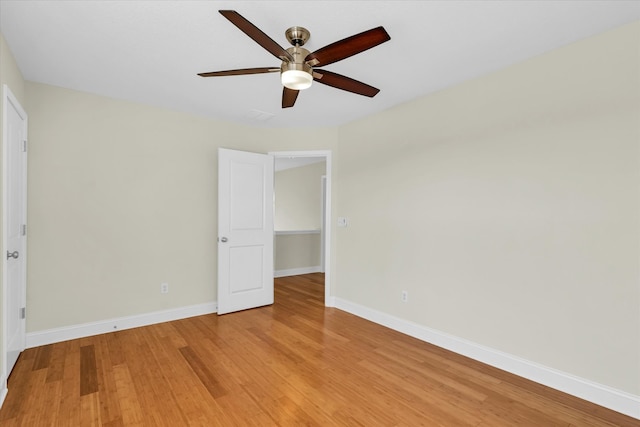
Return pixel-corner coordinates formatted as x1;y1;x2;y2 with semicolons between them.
0;34;25;103
275;233;321;271
8;20;639;402
275;161;325;231
274;162;325;271
336;21;640;395
0;32;26;385
24;82;337;332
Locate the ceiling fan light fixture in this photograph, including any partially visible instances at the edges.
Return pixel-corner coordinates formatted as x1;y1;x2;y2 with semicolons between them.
199;11;391;108
281;69;313;90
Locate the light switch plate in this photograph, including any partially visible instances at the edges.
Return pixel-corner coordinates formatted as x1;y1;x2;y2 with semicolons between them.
337;217;348;227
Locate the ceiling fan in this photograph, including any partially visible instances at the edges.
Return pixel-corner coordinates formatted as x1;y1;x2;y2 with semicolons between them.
198;10;391;108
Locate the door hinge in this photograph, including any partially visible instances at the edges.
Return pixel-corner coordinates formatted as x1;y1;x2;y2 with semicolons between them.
22;224;26;236
20;307;26;319
22;140;27;152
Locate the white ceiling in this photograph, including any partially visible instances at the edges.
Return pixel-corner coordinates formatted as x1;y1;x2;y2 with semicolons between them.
1;1;639;128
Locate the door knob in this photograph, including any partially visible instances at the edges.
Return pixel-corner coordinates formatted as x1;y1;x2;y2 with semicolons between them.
6;251;19;260
220;237;228;243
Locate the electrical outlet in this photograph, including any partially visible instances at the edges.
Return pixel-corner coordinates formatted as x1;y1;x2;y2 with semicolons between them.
161;283;169;294
401;290;408;303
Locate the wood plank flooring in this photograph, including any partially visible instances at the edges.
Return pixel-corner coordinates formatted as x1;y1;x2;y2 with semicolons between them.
0;273;637;426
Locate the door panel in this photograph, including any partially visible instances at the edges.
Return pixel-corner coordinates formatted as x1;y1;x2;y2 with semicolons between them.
230;162;265;230
218;148;273;315
230;245;264;292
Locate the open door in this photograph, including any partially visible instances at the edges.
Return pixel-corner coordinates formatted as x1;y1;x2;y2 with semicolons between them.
3;85;27;381
217;148;274;315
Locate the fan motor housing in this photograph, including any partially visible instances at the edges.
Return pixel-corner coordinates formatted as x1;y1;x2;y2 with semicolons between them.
281;46;313;89
282;46;312;75
283;46;311;68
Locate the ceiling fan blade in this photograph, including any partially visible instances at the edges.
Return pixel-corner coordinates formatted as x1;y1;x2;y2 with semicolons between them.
198;67;279;77
305;27;390;67
219;10;293;62
313;69;380;97
282;87;299;108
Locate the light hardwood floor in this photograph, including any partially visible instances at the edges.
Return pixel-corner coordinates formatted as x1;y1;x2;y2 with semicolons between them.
0;273;637;426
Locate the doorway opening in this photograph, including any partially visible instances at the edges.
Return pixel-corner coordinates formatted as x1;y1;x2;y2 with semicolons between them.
270;151;332;307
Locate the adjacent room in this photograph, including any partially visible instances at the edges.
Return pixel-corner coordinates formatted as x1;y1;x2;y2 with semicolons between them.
0;1;638;425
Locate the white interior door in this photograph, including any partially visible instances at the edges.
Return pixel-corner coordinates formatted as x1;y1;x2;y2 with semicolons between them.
217;148;274;315
3;85;27;378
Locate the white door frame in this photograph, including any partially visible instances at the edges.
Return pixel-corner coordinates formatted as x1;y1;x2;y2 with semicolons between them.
2;84;28;403
270;150;333;307
320;175;326;273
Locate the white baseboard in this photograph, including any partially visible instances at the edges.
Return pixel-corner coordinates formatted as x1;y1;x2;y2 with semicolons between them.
274;266;322;278
26;302;217;348
0;377;7;410
333;297;640;420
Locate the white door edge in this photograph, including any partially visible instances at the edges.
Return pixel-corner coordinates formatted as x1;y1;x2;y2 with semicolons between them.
2;84;28;392
269;150;332;307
